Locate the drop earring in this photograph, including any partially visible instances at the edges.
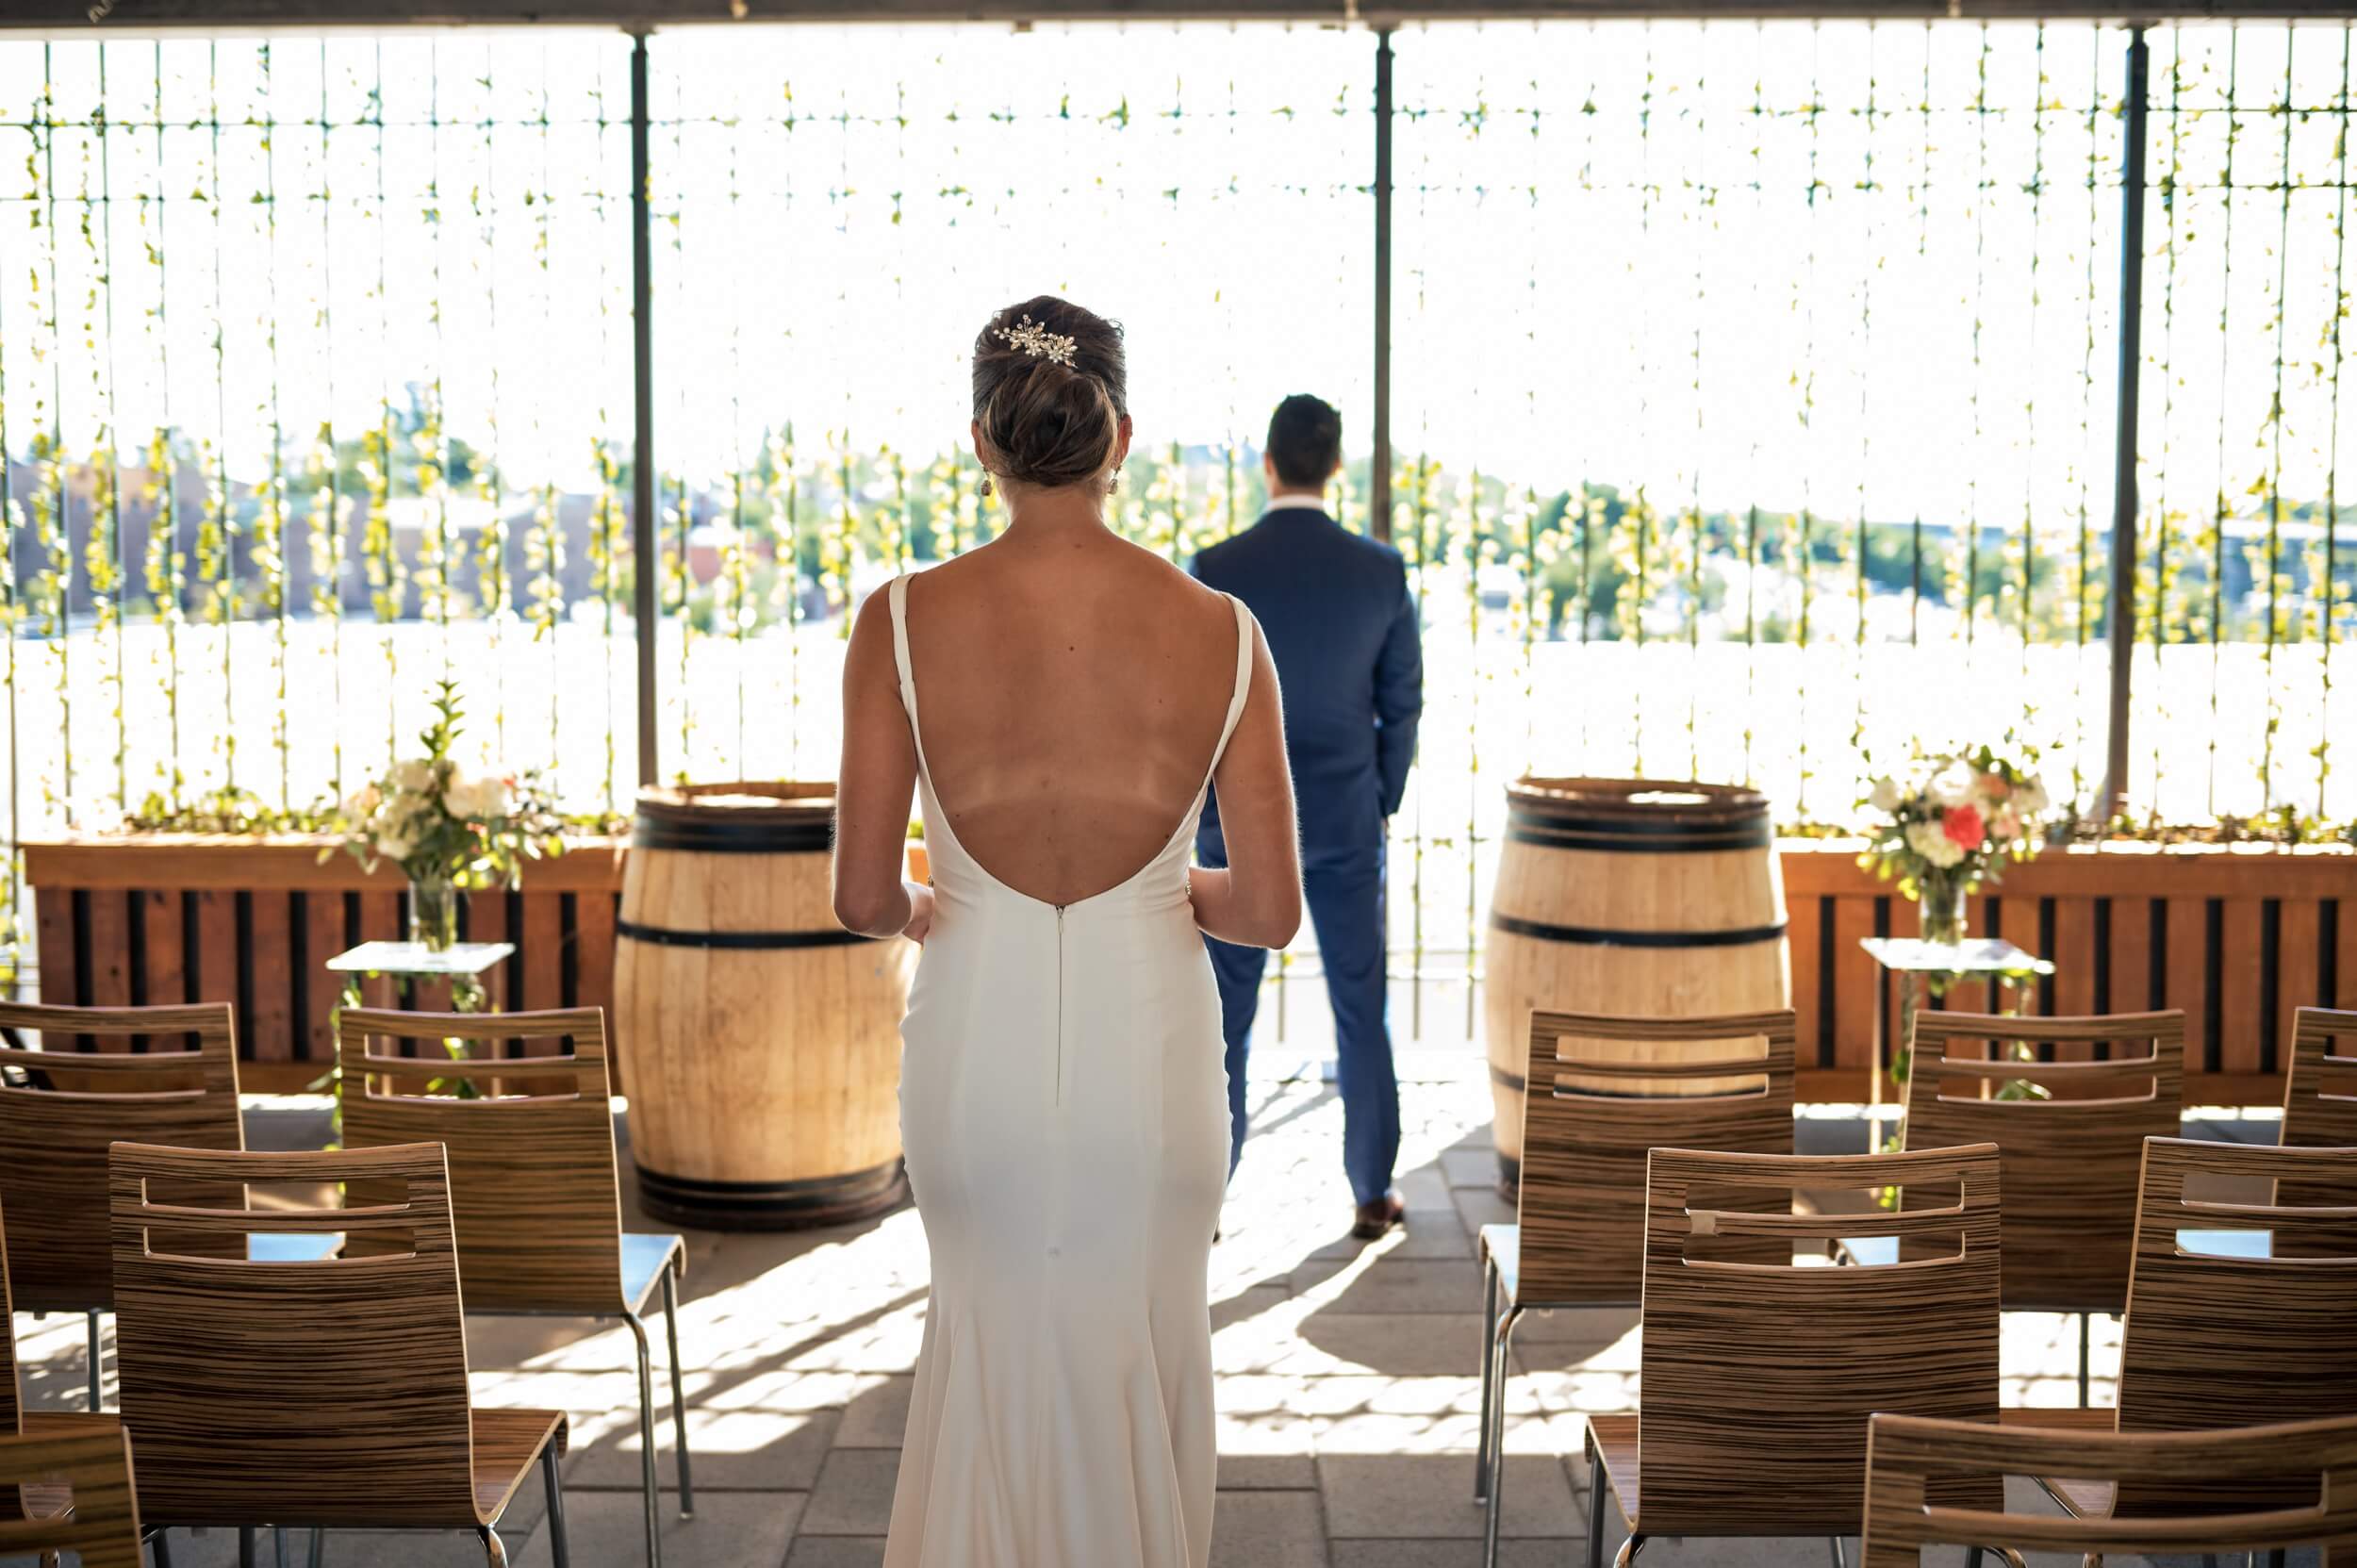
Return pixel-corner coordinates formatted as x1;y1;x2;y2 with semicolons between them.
981;476;994;498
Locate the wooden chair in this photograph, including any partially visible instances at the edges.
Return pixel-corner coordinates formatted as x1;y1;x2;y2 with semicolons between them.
1863;1411;2357;1565
337;1006;689;1568
1475;1008;1797;1546
1;1189;124;1544
1982;1137;2357;1568
1564;1143;2004;1568
0;1001;244;1411
0;1426;145;1568
1898;1008;2184;1403
2283;1006;2357;1210
107;1140;572;1567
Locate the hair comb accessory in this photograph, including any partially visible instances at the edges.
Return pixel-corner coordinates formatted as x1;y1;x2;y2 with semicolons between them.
993;314;1079;368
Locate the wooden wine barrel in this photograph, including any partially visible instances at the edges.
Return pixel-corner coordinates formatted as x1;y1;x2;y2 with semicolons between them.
615;781;915;1230
1483;777;1789;1193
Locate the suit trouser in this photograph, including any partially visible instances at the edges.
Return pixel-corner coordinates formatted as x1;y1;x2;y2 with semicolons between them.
1202;851;1399;1207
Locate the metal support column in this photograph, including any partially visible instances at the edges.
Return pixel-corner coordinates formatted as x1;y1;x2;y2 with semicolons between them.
2099;25;2151;821
1371;25;1395;543
630;28;660;788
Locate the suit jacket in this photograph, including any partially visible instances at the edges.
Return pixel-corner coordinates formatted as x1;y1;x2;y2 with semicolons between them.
1192;505;1423;867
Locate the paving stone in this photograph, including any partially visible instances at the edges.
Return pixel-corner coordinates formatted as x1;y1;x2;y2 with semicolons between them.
1290;1312;1489;1378
1211;1490;1328;1568
799;1447;903;1536
1328;1542;1580;1568
783;1540;888;1568
833;1374;913;1447
560;1399;840;1492
1319;1454;1576;1539
514;1489;803;1568
1289;1257;1486;1316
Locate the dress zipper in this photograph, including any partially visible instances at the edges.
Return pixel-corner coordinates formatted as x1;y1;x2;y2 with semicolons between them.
1053;903;1066;1107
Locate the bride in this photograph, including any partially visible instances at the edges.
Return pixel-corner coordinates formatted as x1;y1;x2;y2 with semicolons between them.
831;295;1304;1568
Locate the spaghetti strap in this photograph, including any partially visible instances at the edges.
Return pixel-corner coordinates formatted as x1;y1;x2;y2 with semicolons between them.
885;575;924;757
1207;593;1253;774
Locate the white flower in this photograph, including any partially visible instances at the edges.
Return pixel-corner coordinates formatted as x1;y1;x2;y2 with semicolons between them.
1905;818;1965;868
373;817;423;863
1869;777;1902;814
2014;774;2050;816
388;758;437;796
343;783;383;819
1925;761;1979;809
447;774;513;821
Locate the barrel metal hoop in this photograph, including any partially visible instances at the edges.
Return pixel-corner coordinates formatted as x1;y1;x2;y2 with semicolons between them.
615;918;873;949
635;1157;906;1231
1504;821;1774;854
631;818;835;854
1487;913;1788;949
1491;1063;1527;1093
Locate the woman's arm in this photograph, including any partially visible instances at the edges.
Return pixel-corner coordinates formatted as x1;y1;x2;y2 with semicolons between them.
1191;614;1302;949
832;587;933;941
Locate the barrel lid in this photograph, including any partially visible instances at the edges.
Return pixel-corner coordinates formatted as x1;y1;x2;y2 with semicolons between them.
1507;776;1771;830
635;780;837;827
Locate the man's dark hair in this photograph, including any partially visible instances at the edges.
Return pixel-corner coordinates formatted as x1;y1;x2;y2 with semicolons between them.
1265;394;1343;488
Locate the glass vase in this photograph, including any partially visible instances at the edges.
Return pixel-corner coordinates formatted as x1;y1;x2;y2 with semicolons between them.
407;871;460;952
1918;871;1970;949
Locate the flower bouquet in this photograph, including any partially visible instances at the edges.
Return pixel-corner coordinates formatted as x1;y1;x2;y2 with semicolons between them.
1858;747;2050;947
334;681;566;954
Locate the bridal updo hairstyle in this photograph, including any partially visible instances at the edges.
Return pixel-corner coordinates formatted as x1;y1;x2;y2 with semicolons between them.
972;295;1127;492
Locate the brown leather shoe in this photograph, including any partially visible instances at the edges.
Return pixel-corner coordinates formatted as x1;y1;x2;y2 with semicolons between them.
1351;1191;1406;1241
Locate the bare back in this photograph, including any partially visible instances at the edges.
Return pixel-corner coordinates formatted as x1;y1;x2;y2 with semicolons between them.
902;530;1240;907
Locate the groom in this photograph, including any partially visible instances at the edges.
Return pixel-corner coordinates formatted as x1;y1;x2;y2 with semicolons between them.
1193;393;1424;1240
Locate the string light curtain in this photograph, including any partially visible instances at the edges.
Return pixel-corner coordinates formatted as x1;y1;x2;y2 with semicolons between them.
0;34;640;854
642;23;1374;785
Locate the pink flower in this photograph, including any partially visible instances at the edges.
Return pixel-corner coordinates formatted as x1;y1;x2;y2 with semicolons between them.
1943;804;1986;852
1980;773;2011;801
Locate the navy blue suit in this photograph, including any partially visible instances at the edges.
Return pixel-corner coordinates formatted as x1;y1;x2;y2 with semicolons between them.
1193;503;1423;1205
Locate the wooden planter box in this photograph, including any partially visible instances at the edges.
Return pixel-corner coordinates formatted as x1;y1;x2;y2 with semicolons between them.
1782;839;2357;1106
23;834;628;1093
24;834;2350;1103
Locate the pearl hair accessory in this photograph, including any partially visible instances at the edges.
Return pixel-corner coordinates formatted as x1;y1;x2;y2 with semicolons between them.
993;314;1079;367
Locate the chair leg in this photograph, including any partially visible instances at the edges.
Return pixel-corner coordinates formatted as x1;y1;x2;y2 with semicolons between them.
1480;1305;1520;1568
307;1528;324;1567
274;1527;288;1568
661;1265;695;1518
1613;1534;1646;1567
1967;1550;1983;1568
150;1530;173;1568
86;1309;104;1410
239;1527;256;1568
2078;1312;2092;1408
626;1311;667;1568
543;1434;573;1568
1474;1254;1499;1503
481;1527;507;1568
1829;1538;1847;1568
1585;1428;1608;1568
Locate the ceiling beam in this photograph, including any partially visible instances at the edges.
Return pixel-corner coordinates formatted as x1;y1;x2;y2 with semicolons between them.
8;0;2350;28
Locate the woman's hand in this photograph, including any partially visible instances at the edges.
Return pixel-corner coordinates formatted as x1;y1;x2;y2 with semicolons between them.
903;881;936;945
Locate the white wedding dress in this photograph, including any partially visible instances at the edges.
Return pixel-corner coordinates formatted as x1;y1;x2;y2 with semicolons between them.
881;574;1250;1568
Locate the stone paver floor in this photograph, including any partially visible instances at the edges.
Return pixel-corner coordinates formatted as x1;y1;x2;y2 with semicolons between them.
7;1055;2310;1567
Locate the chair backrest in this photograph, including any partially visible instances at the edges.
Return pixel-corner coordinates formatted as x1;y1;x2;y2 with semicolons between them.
1901;1009;2184;1312
2284;1007;2357;1208
1516;1009;1796;1302
0;1193;20;1446
0;1001;244;1312
1635;1143;2003;1538
1862;1411;2357;1566
2115;1135;2357;1515
337;1006;626;1314
108;1140;484;1529
0;1427;146;1567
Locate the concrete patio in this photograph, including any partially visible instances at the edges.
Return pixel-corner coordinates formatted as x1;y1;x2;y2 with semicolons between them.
6;1059;2305;1568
